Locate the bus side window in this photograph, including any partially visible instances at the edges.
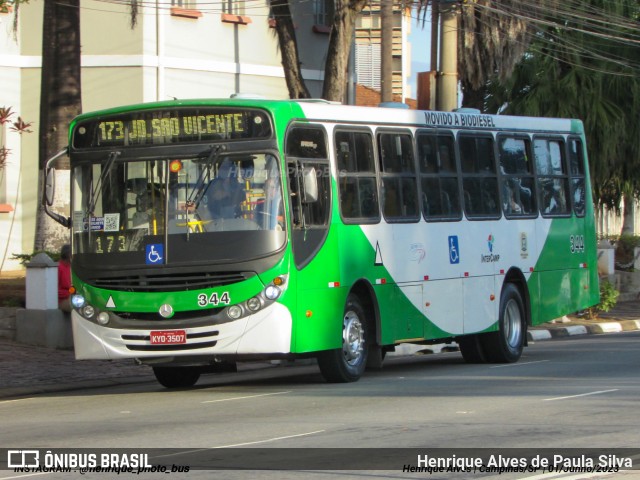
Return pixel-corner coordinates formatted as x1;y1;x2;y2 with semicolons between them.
378;131;419;222
460;134;500;219
498;136;536;217
568;138;586;217
417;132;460;221
534;138;570;216
335;130;380;223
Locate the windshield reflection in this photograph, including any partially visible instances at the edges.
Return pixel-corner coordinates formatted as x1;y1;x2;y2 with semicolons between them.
72;152;285;256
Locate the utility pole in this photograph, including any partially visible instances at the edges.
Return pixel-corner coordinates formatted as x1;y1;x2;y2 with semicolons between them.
380;0;394;103
436;1;458;111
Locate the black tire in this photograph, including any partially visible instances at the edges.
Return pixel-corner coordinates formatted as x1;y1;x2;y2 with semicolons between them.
317;294;369;383
482;283;526;363
153;366;201;388
457;334;487;363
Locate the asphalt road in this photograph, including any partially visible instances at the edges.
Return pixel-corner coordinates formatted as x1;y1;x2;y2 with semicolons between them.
1;332;640;480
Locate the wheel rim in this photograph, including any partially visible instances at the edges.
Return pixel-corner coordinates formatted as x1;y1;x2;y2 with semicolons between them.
342;310;365;366
504;298;523;349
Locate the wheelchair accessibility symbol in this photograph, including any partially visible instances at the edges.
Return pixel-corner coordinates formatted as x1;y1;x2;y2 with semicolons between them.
448;235;460;264
146;244;164;265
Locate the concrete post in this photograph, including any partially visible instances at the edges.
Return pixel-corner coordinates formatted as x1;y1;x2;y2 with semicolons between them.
436;4;458;112
16;252;73;349
25;253;58;310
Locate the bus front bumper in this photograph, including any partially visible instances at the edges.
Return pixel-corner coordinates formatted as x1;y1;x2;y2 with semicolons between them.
71;303;293;360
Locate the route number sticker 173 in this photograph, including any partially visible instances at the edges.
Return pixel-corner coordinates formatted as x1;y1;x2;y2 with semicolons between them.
198;292;231;307
570;235;585;253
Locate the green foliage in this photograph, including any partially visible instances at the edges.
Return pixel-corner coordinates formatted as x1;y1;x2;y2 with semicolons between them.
485;0;640;211
586;281;620;319
11;251;61;266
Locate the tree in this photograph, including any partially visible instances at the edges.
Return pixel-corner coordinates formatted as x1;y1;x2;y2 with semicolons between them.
34;0;82;252
485;0;640;226
271;0;311;99
272;0;368;102
322;0;369;101
457;0;541;109
417;0;554;110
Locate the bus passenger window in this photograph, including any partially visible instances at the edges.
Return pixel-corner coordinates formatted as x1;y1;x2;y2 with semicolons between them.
459;134;500;219
378;132;419;222
417;132;460;221
534;138;570;216
568;138;586;217
498;136;536;217
335;130;380;223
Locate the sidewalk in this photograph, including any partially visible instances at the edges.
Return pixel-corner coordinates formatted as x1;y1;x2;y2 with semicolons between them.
1;300;639;400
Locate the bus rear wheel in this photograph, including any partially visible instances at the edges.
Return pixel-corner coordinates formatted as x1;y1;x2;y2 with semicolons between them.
483;283;526;363
317;294;369;383
153;366;201;388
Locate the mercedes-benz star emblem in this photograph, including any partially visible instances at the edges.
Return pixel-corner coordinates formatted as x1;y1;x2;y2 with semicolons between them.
159;304;174;318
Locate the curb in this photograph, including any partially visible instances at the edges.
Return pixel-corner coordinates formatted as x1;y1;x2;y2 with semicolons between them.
528;318;640;341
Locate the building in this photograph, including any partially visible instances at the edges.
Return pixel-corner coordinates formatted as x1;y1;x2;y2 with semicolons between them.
354;2;413;103
0;0;337;272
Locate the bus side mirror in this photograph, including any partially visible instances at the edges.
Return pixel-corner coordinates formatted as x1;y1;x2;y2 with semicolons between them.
301;167;318;204
45;167;55;206
43;147;71;228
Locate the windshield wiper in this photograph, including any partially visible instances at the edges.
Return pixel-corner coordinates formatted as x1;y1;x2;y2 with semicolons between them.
87;150;120;217
186;145;226;210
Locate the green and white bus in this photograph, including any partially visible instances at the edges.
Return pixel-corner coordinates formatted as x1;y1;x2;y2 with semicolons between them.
44;98;599;388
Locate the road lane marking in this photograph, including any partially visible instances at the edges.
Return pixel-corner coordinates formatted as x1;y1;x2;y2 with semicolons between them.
0;473;50;480
0;398;36;405
201;391;290;404
212;429;326;448
543;389;619;402
151;430;325;460
490;360;550;368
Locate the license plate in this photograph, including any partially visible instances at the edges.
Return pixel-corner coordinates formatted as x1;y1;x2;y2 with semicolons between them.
150;330;187;345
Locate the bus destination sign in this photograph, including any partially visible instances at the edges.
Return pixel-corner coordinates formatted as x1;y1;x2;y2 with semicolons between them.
72;108;273;148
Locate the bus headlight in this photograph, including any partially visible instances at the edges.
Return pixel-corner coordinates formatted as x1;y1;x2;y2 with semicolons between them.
82;305;95;319
246;296;261;312
228;305;243;320
97;312;110;325
71;294;86;309
264;285;281;300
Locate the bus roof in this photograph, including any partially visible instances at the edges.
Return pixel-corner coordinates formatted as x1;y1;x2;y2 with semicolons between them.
70;98;583;136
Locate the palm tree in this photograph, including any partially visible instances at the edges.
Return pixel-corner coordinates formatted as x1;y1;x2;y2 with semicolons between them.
485;0;640;227
417;0;552;110
35;0;81;252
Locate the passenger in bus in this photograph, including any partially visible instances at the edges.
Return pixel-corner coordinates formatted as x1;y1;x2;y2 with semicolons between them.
205;159;244;219
58;244;72;313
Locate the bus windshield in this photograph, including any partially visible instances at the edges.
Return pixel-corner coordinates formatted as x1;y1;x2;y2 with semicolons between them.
71;151;285;265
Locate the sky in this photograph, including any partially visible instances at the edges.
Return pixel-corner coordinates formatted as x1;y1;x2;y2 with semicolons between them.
409;11;432;99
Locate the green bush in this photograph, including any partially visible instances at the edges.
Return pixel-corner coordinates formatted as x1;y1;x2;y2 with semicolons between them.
586;280;620;319
10;251;61;266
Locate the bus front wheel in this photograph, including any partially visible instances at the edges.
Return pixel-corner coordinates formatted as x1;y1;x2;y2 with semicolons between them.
317;294;369;383
153;366;201;388
483;283;526;363
457;334;487;363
